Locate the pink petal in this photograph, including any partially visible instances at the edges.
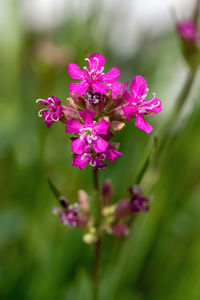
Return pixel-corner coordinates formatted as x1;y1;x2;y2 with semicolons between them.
88;53;105;71
105;147;123;162
122;90;134;103
80;109;94;125
135;114;153;134
65;119;82;134
91;82;107;94
44;120;54;128
68;63;84;79
51;95;61;105
141;97;162;115
129;76;148;99
110;81;123;95
93;137;108;153
71;154;90;169
42;111;54;128
69;81;89;95
101;67;120;83
122;105;136;121
71;137;88;154
94;119;110;135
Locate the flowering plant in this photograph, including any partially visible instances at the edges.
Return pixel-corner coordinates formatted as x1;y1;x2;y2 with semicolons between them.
36;52;162;299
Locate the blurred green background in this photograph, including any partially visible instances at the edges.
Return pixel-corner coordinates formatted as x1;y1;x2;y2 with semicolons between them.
1;0;200;299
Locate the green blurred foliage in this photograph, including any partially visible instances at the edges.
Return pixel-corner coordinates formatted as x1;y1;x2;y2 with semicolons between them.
0;1;200;300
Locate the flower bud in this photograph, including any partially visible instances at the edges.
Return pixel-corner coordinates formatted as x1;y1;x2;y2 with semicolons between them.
110;120;125;132
60;106;80;123
111;223;130;237
58;196;68;208
114;198;132;219
78;189;90;215
101;180;113;206
71;93;86;109
83;227;98;244
76;214;88;228
108;106;127;122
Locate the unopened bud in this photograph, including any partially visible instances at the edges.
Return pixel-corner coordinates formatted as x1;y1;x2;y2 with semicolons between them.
76;214;88;228
71;93;85;109
101;180;113;206
83;227;98;244
59;196;68;208
111;223;130;237
114;198;132;219
60;106;79;122
108;106;127;122
110;120;125;132
78;190;90;215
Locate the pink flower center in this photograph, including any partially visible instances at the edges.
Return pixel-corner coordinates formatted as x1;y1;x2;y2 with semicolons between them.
80;126;98;144
83;57;104;82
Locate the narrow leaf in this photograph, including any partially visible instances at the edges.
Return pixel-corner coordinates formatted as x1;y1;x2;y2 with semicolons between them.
135;136;158;185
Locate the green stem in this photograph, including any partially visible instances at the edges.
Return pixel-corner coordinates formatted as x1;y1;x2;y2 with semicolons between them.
92;169;101;225
92;239;102;300
91;169;102;300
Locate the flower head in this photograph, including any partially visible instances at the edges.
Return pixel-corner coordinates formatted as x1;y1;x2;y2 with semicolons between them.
122;76;162;133
66;109;110;154
53;196;88;228
115;185;150;219
53;198;79;227
177;20;199;41
36;95;62;128
129;185;150;212
68;53;120;95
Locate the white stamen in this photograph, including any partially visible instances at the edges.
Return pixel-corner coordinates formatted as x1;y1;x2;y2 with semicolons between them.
94;57;99;68
51;115;59;122
36;98;46;103
85;57;92;69
100;153;106;160
38;108;48;117
81;153;90;160
44;112;51;121
90;160;97;167
48;97;56;106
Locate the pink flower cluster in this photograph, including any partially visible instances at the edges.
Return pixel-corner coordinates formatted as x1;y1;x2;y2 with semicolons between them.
177;20;200;41
36;53;162;170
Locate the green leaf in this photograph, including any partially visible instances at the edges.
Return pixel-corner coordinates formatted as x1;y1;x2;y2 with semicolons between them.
135;136;158;185
47;174;62;200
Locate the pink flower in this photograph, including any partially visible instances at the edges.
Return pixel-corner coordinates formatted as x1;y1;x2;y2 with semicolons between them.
53;196;88;228
115;185;150;219
66;109;110;154
177;20;199;41
68;53;120;95
71;143;123;170
36;95;62;128
122;76;162;133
